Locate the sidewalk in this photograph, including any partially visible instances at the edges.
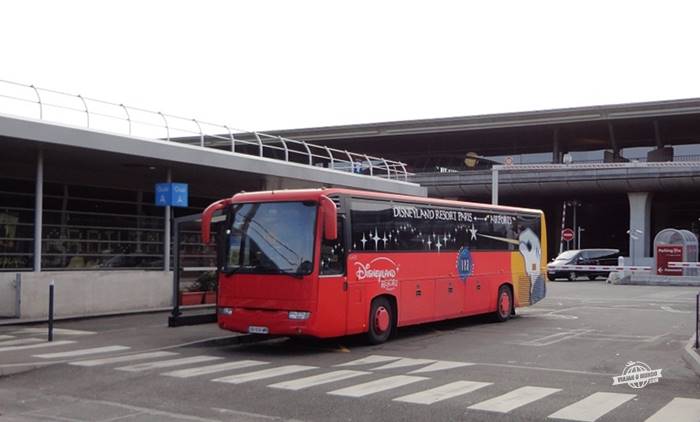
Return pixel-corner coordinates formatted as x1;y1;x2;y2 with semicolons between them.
682;335;700;378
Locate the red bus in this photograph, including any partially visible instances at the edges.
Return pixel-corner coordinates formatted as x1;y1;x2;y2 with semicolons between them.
201;188;547;344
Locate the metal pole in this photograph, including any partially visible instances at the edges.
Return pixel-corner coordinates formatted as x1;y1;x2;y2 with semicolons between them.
559;201;567;255
695;293;699;349
34;149;43;272
572;200;578;250
48;280;54;342
164;168;172;272
491;168;499;205
171;217;181;319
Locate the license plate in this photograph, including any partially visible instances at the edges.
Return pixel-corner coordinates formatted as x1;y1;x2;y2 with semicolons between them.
248;325;269;334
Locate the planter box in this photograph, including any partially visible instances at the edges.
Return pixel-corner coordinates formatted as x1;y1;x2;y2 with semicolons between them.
180;291;205;306
204;291;216;304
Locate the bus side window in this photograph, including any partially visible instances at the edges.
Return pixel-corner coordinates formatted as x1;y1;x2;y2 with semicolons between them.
320;218;345;275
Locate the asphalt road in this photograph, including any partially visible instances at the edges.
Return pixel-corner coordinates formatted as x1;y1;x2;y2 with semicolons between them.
1;281;699;421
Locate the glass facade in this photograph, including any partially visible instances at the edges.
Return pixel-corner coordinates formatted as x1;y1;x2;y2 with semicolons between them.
0;177;215;271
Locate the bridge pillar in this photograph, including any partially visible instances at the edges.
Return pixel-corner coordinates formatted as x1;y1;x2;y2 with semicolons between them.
627;192;653;263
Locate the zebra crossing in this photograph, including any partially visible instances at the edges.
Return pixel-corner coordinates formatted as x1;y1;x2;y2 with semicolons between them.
61;351;700;421
0;327;96;355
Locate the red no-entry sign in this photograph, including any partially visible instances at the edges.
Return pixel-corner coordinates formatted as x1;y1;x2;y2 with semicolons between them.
562;228;575;241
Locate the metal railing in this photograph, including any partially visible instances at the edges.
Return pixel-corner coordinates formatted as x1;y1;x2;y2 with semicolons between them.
0;79;410;181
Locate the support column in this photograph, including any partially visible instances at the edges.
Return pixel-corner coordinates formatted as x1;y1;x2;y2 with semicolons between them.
627;192;653;263
164;168;172;272
34;150;43;272
491;168;499;205
552;128;561;164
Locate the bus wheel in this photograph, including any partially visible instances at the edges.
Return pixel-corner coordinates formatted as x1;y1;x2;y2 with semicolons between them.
367;297;393;344
494;286;512;322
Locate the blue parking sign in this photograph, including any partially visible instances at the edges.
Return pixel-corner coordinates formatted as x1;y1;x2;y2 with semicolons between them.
155;183;188;207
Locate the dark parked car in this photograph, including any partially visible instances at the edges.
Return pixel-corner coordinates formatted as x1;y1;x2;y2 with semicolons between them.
547;249;620;281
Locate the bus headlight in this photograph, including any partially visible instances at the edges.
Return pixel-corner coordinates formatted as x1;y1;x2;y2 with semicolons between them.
218;307;234;316
288;311;311;320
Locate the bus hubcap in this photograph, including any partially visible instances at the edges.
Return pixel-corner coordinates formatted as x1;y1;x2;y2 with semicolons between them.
375;307;390;333
499;293;510;317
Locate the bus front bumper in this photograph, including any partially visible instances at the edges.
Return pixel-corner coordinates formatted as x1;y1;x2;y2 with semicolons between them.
218;307;320;337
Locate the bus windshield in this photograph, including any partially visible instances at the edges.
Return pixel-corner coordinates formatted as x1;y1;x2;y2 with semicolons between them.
226;201;316;276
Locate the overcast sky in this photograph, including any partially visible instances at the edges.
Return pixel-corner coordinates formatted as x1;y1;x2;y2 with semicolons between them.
2;1;700;134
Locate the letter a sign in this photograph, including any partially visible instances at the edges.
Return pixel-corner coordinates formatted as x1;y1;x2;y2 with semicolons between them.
155;183;189;208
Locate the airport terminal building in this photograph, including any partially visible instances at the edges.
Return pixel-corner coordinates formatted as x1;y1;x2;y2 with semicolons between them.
1;81;699;318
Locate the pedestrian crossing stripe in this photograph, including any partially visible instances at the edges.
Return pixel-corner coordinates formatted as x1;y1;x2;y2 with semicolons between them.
71;351;179;367
334;355;400;367
213;365;317;385
468;386;561;413
645;398;700;422
547;392;636;421
394;380;492;405
327;375;428;397
0;338;44;347
408;360;474;374
163;360;269;378
269;370;369;391
0;340;75;353
117;355;222;372
0;335;15;341
34;345;131;359
12;328;95;336
372;358;436;371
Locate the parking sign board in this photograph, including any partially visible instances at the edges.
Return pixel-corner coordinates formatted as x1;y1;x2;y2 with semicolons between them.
155;183;189;208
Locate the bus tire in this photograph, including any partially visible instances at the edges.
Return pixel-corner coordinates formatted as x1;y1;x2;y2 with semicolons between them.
367;297;393;344
493;285;512;323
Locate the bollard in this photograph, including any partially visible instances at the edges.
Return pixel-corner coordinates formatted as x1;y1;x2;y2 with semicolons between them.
48;280;54;342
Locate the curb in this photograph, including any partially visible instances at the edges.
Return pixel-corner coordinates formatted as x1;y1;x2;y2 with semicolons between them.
0;306;214;327
682;335;700;377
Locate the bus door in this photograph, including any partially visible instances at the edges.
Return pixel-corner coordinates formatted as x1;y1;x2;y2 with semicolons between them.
317;218;348;337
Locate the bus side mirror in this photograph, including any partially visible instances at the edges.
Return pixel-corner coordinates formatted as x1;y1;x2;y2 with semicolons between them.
201;198;231;244
320;196;337;241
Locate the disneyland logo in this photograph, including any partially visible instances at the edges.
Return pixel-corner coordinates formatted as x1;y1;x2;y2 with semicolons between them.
355;257;400;291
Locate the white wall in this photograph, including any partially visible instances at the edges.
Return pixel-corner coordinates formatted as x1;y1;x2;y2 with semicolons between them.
0;273;18;317
12;271;172;319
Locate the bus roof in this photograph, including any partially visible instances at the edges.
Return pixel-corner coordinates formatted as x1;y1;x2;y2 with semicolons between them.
227;188;543;215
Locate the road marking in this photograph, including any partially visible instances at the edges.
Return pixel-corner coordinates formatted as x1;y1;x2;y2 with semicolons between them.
268;370;369;391
372;358;436;371
468;386;561;413
0;335;15;340
0;338;43;347
645;397;700;422
547;392;636;421
117;355;222;372
660;306;691;314
519;329;594;346
408;360;474;374
70;351;179;367
0;340;75;352
163;360;269;378
213;365;317;384
12;328;95;335
334;355;401;367
394;380;492;405
327;375;428;397
33;345;131;359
